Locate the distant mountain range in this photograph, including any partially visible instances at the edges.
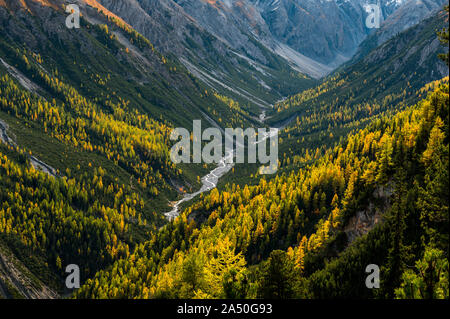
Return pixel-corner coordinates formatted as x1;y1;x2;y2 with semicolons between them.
90;0;446;103
0;0;446;109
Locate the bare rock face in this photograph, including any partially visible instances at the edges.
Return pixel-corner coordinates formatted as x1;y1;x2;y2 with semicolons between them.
344;184;394;244
4;0;444;99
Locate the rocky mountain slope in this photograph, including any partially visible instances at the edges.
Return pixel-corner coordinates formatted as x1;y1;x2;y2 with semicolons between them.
0;0;263;227
0;241;59;299
0;0;447;300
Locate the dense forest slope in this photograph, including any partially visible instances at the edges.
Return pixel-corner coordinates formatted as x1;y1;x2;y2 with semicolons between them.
74;79;448;299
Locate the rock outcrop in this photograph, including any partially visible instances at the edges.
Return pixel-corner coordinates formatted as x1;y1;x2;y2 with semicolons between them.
344;184;394;244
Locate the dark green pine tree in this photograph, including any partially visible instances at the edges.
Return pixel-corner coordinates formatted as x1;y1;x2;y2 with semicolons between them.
257;250;298;299
381;143;412;298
